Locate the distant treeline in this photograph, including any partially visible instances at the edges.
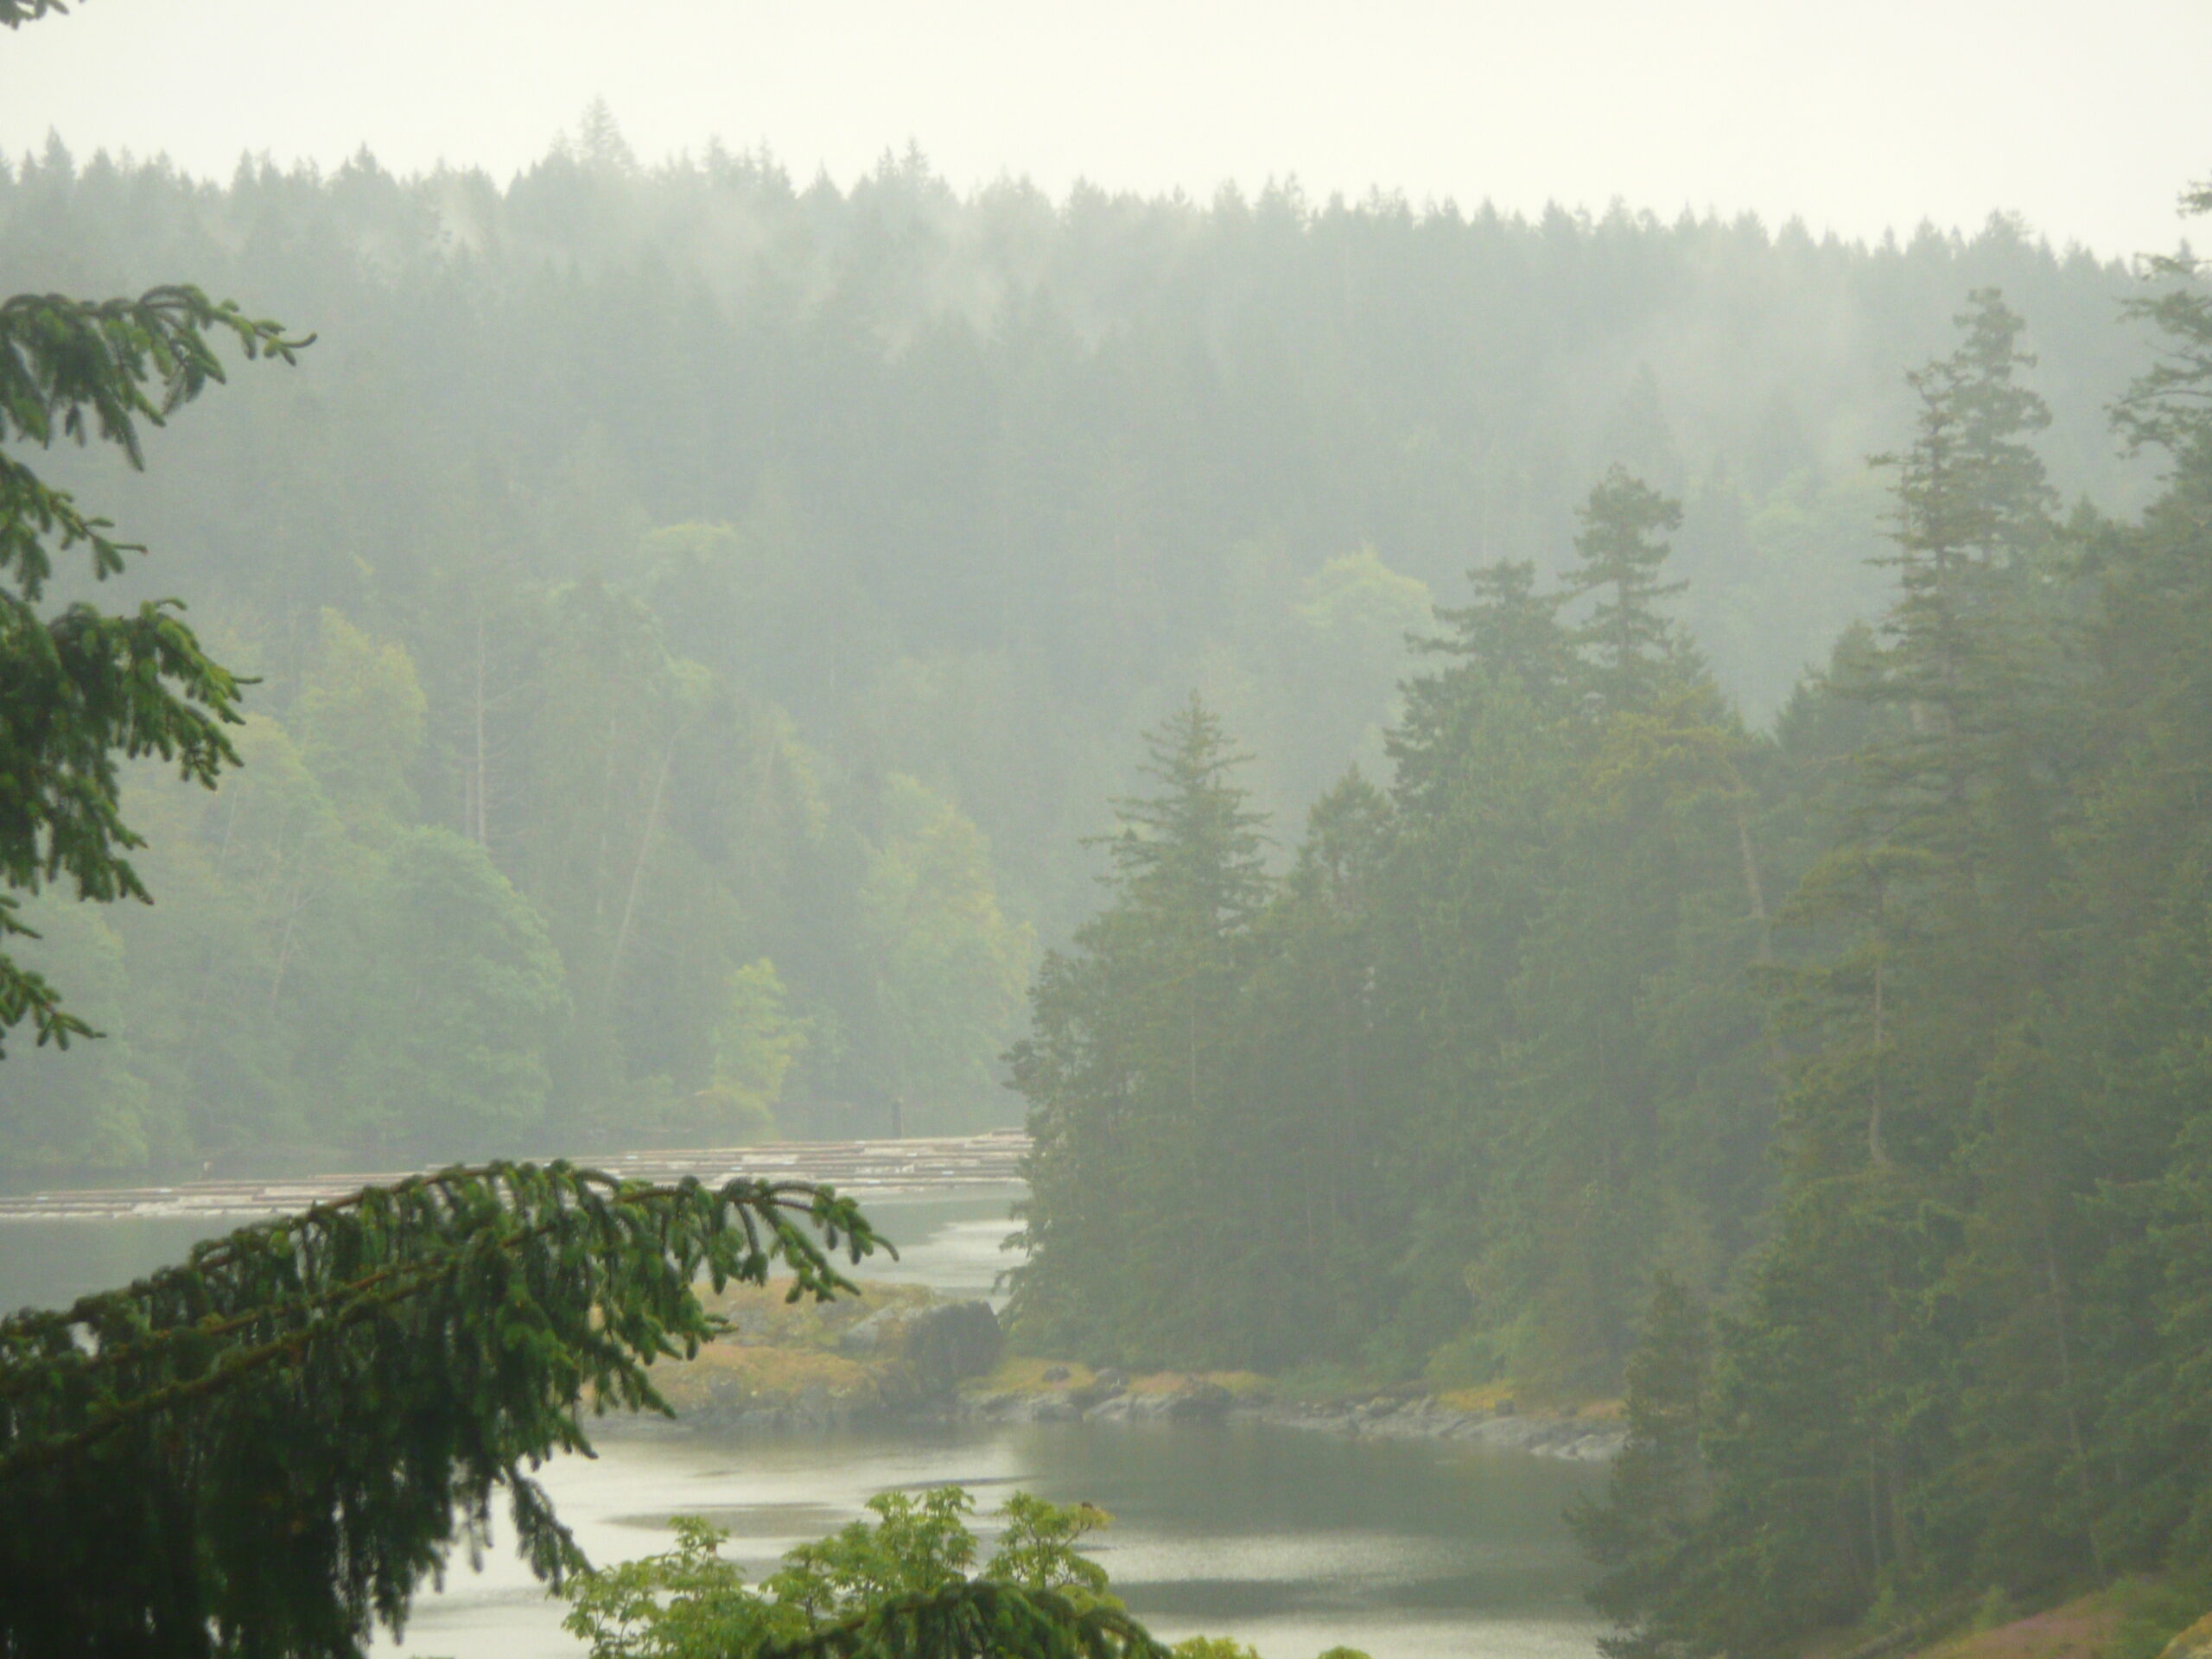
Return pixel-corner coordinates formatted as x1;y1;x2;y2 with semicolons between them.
1011;222;2212;1645
0;114;2160;1178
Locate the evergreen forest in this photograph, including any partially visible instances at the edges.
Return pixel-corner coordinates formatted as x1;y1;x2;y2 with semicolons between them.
20;67;2212;1659
1007;188;2212;1652
0;115;2164;1180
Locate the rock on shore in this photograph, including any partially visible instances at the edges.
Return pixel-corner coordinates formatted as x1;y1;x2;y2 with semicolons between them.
643;1281;1004;1430
956;1372;1624;1460
641;1284;1623;1459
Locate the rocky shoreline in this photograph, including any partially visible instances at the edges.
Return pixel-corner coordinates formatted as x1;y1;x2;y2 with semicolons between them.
632;1284;1624;1462
956;1372;1623;1461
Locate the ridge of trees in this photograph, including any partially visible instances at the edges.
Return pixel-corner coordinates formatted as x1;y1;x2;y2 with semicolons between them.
0;126;2162;1174
1010;449;1766;1384
1006;181;2212;1652
1563;203;2212;1657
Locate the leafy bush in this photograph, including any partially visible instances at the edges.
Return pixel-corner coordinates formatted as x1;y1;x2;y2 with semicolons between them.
562;1486;1369;1659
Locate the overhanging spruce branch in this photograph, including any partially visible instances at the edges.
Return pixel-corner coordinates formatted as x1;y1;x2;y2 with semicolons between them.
0;1162;893;1656
0;285;310;1053
1;288;313;596
0;1161;885;1473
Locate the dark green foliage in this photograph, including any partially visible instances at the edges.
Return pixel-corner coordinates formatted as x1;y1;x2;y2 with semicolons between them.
1009;179;2212;1656
0;1160;885;1657
760;1583;1159;1659
1013;471;1772;1381
1567;467;1690;705
758;1581;1166;1659
1570;1274;1713;1659
1009;697;1274;1363
1567;185;2212;1658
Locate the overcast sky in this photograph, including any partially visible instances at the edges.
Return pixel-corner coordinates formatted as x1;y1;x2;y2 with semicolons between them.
6;0;2209;259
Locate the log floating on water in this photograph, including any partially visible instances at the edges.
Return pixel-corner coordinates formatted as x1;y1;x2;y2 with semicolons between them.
0;1129;1032;1221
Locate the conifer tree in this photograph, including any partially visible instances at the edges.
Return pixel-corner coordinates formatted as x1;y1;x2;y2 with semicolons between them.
1585;293;2080;1656
1009;696;1270;1363
1571;1274;1714;1659
1861;289;2058;878
1565;467;1689;709
1390;558;1572;813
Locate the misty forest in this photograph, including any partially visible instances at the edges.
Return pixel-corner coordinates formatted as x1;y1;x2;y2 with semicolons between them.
12;10;2212;1659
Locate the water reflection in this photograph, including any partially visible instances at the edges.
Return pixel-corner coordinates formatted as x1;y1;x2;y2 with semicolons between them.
383;1420;1603;1659
2;1196;1604;1659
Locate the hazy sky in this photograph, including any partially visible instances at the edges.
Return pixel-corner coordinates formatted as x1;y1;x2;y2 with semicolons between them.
7;0;2210;259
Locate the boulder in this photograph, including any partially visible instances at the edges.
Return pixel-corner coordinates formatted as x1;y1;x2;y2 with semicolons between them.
1166;1380;1232;1421
1070;1375;1126;1410
830;1299;1001;1393
902;1300;1004;1394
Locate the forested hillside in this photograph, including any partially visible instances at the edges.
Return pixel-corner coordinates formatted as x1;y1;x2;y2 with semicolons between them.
0;113;2155;1179
1010;186;2212;1650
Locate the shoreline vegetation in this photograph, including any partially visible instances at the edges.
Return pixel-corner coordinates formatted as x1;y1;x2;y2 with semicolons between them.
15;41;2212;1659
638;1282;2212;1659
639;1279;1624;1459
1791;1580;2212;1659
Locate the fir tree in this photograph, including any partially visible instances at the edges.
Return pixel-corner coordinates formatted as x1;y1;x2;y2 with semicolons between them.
1565;467;1689;709
1571;1274;1714;1659
1008;696;1270;1364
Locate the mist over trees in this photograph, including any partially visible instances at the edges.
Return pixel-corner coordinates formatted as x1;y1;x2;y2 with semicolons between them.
16;54;2212;1659
0;114;2157;1179
1006;208;2212;1651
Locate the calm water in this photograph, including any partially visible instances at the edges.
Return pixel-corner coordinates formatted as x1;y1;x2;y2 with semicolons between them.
2;1195;1604;1659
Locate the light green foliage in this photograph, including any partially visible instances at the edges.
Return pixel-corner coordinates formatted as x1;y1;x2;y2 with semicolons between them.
563;1489;1116;1657
1167;1641;1262;1659
987;1492;1116;1605
334;827;569;1157
1295;548;1433;698
564;1487;1368;1659
103;712;347;1158
563;1516;779;1659
292;609;428;844
697;958;806;1143
1284;546;1434;791
858;776;1034;1130
0;887;153;1169
769;1488;984;1618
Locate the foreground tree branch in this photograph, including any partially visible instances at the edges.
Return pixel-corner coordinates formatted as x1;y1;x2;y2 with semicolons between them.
0;1161;887;1657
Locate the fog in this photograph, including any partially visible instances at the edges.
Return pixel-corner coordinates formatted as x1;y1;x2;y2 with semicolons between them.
7;0;2211;257
21;6;2212;1656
